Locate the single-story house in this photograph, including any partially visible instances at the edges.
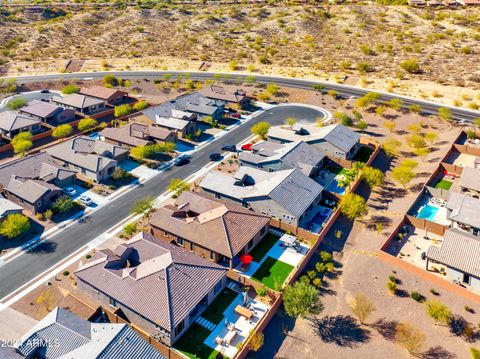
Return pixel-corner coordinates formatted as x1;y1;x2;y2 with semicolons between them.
1;306;166;359
149;191;270;269
51;94;106;115
0;197;23;220
239;140;326;178
100;123;176;147
75;232;227;346
200;85;250;109
200;166;323;226
0;111;42;139
18;100;75;125
0;152;76;213
446;192;480;236
426;229;480;292
46;136;129;183
134;107;198;138
79;86;128;105
459;167;480;197
154;114;197;138
267;123;361;160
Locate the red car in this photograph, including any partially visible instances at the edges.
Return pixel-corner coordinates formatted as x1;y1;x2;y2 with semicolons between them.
230;113;241;119
241;143;253;151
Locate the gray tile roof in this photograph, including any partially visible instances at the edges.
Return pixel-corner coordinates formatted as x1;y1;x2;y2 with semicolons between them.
155;116;190;131
199;85;247;103
0;111;41;132
149;191;270;258
51;94;105;110
200;167;323;217
46;137;128;173
75;232;227;332
100;123;173;147
446;192;480;229
0;197;23;218
19;100;62;119
427;229;480;278
16;307;165;359
459;167;480;192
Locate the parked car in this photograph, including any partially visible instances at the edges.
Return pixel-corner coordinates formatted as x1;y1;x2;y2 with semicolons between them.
221;144;237;152
79;195;93;206
209;153;221;161
40;89;50;93
230;113;241;119
62;187;77;196
241;143;253;151
174;155;190;166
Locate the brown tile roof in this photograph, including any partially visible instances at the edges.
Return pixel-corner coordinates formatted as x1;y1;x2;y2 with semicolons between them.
74;232;226;332
79;86;127;101
100;123;173;147
19;100;62;119
200;85;247;103
149;191;270;258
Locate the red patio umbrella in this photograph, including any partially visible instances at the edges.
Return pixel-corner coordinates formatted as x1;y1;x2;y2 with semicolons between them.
239;254;253;265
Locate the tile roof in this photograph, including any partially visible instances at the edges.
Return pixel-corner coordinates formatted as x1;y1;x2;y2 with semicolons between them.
427;229;480;278
0;111;41;132
75;233;227;332
100;123;173;147
79;86;127;101
200;167;323;217
16;307;165;359
51;94;105;109
459;167;480;192
154;116;190;131
150;191;270;258
267;123;360;153
19;100;62;119
0;197;23;218
446;192;480;229
46;137;128;173
200;85;247;103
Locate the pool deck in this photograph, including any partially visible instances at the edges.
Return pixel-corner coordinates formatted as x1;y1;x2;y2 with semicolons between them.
315;170;346;195
416;201;451;226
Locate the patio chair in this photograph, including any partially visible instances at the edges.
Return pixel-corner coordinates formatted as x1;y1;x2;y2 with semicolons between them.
215;337;224;345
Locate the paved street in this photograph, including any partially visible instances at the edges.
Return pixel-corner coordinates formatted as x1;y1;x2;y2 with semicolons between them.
0;105;324;300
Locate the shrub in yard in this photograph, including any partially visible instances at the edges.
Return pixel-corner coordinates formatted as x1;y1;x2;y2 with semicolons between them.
387;281;397;295
388;274;398;283
471;347;480;359
85;254;92;259
61;84;80;94
410;291;425;303
7;96;27;110
313;278;322;288
307;270;317;280
430;288;440;296
0;213;30;239
465;306;475;314
51;195;76;214
133;100;148;111
299;275;310;284
36;212;44;221
62;270;70;276
77;117;98;132
256;288;267;297
52;124;73;139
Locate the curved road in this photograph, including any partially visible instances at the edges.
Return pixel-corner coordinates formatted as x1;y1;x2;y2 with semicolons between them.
0;105;324;300
5;70;480;121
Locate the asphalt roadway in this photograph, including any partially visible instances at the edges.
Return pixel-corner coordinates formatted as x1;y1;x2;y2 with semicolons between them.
8;70;480;121
0;105;323;300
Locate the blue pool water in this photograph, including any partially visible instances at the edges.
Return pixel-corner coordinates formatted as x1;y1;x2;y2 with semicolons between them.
327;179;346;195
417;204;439;221
309;207;333;233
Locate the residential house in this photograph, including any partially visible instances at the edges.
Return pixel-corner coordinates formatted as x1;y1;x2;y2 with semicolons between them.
46;136;129;183
267;123;361;160
200;166;324;226
149;191;270;269
239;140;326;178
0;306;165;359
458;167;480;197
79;86;128;105
18;100;75;125
0;197;23;220
51;94;106;115
75;232;227;346
0;111;41;139
100;123;176;148
134;107;198;138
446;192;480;236
426;229;480;292
200;85;250;109
0;152;76;213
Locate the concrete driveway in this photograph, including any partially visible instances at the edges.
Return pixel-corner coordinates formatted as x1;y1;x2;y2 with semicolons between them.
0;307;37;340
119;160;158;181
70;184;108;208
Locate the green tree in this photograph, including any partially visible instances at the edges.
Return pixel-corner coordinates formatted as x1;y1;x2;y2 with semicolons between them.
77;117;98;132
61;84;80;94
228;60;238;71
424;131;438;145
44;209;53;222
361;166;384;188
265;83;279;96
250;122;271;139
395;322;426;356
438;107;452;122
286;117;297;129
283;281;322;318
425;300;451;326
103;74;119;87
400;58;421;74
11;131;33;156
123;222;137;238
51;195;76;214
248;332;264;352
392;160;417;189
349;293;376;325
131;197;155;218
7;96;27;110
166;178;191;198
388;98;404;111
0;213;30;239
406;134;427;155
339;193;368;221
355;92;380;108
52;124;73;139
357;120;368;132
114;104;133;118
133;100;148;111
383;120;396;133
382;138;401;158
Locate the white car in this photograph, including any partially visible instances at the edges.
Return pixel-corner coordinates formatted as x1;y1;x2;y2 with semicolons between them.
62;187;77;196
79;195;93;206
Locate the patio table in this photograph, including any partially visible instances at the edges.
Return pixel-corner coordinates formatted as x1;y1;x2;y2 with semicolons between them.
224;329;237;345
281;234;297;246
235;305;254;319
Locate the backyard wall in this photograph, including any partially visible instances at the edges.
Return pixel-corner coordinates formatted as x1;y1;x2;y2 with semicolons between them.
453;143;480;157
405;215;447;236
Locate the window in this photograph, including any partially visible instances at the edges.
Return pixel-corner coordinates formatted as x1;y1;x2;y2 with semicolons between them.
242;202;248;208
463;273;471;285
215;193;221;199
177;237;184;246
109;298;118;308
214;281;222;295
174;321;185;337
190;242;194;251
210;251;214;260
260;226;266;236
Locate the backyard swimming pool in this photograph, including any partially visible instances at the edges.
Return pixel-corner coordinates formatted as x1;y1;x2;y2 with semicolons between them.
309;207;333;233
417;204;439;221
327;179;346;195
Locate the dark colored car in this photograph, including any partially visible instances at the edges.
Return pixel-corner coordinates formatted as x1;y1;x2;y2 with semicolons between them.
241;143;253;151
40;89;50;93
209;153;221;161
174;156;190;166
230;113;241;119
221;144;237;152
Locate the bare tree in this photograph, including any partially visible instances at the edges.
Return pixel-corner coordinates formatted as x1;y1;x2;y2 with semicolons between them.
395;322;426;356
349;293;376;324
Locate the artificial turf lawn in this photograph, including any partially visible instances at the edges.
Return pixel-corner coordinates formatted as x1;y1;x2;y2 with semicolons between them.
251;256;294;290
352;146;374;163
434;179;453;190
249;233;280;262
174;323;219;359
200;287;238;325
